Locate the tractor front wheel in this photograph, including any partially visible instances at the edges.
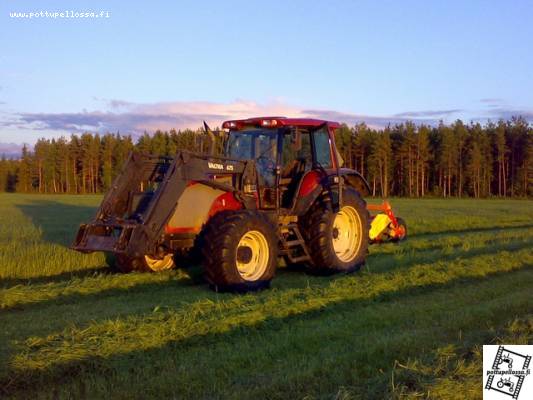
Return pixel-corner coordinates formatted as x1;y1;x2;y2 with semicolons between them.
300;187;369;274
201;210;278;292
111;253;175;272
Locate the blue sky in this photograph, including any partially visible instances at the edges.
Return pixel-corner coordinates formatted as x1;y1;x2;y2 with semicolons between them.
1;0;532;151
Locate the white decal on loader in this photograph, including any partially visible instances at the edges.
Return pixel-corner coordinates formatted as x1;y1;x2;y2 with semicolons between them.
208;162;224;170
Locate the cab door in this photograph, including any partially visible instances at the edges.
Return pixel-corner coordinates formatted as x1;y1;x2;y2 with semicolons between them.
311;125;335;170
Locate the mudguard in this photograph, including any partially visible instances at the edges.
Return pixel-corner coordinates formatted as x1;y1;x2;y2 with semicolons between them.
291;168;370;215
338;168;371;196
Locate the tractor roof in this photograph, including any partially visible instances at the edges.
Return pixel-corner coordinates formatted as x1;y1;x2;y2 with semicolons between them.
222;117;340;130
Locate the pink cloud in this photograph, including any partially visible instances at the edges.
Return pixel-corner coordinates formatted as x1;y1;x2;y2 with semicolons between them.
3;99;457;139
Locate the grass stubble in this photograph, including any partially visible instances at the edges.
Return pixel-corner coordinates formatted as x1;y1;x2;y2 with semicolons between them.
0;194;531;399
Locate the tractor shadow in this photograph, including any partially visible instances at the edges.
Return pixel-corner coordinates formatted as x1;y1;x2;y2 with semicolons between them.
17;200;97;247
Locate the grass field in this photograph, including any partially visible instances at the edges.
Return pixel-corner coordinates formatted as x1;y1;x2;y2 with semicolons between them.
0;193;532;399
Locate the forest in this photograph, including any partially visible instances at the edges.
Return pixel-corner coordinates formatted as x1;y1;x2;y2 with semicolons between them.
0;117;531;198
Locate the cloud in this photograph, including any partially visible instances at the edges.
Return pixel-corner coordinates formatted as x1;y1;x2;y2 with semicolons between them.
479;98;503;103
301;109;436;127
487;108;533;121
108;99;135;109
479;98;506;109
393;109;462;118
14;110;210;133
4;100;304;135
1;99;462;138
0;142;23;158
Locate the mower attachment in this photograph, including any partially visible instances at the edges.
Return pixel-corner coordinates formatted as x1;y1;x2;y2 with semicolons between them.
367;200;407;243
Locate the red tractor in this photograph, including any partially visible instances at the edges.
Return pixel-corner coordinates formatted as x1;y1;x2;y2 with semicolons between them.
73;117;406;291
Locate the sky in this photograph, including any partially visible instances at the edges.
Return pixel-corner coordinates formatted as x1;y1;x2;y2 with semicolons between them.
1;0;532;154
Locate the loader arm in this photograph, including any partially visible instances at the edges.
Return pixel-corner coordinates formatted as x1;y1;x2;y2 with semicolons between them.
72;151;251;258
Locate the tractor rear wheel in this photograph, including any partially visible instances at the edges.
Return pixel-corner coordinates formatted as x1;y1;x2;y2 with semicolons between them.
300;187;369;274
111;253;175;272
201;210;278;292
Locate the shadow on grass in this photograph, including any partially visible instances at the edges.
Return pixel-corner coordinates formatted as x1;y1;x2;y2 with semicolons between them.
277;237;533;280
1;265;531;398
0;266;112;288
3;237;532;314
16;200;97;247
412;223;533;239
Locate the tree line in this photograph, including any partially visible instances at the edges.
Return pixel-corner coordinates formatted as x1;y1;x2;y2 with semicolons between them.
0;118;531;197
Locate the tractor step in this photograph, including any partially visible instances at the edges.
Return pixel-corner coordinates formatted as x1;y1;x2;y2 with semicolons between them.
288;255;312;263
280;223;311;264
285;239;305;247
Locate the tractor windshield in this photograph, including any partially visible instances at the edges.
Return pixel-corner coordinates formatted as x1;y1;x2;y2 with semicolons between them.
226;130;277;160
226;129;278;186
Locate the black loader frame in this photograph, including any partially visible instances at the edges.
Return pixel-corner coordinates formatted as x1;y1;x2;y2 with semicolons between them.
73;150;259;258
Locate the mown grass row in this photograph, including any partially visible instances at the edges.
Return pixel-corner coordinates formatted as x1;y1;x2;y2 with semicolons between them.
390;315;532;399
4;266;532;399
1;195;532;282
1;226;531;310
4;247;532;390
0;194;104;281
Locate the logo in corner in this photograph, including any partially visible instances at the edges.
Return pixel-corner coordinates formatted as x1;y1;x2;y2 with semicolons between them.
484;345;531;399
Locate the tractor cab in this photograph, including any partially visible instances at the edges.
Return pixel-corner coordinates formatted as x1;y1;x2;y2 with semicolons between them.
222;117;344;210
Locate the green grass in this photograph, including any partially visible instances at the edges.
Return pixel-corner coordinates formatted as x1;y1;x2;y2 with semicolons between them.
0;194;532;399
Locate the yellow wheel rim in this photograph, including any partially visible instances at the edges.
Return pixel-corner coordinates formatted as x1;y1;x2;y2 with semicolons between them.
236;230;269;281
332;205;363;262
144;254;174;271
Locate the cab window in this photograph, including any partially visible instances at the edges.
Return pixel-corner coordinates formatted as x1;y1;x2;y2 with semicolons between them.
281;129;312;177
313;128;333;168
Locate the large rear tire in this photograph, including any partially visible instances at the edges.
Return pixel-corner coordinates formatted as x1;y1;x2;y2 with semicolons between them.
201;210;278;292
300;187;369;274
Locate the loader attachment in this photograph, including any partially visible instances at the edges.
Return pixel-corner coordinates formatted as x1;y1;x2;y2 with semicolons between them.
72;152;191;257
72;150;251;258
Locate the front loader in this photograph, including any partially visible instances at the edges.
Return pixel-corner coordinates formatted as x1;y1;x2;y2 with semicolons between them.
73;117;407;291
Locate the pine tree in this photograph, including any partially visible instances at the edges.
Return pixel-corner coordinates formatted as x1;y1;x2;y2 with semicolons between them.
453;120;468;197
400;122;417;197
17;144;32;192
495;120;508;196
369;128;393;197
353;123;371;178
439;123;458;197
101;134;115;190
334;124;353;168
417;125;431;197
0;155;7;192
466;129;482;198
